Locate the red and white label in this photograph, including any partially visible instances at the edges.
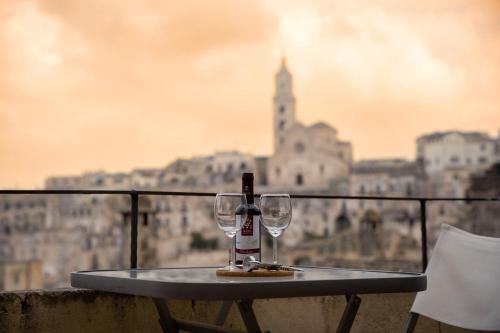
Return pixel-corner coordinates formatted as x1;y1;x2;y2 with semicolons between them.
235;215;260;262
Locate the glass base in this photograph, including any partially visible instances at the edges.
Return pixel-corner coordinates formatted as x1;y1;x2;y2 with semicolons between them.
221;265;240;271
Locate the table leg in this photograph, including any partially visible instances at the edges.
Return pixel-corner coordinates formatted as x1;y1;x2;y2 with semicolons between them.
215;301;233;326
336;294;361;333
403;312;419;333
154;298;179;333
236;299;262;333
153;298;245;333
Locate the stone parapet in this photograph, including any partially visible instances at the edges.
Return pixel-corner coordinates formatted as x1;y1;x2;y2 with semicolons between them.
0;289;483;332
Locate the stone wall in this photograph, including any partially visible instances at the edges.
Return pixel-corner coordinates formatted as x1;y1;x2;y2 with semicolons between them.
0;289;485;332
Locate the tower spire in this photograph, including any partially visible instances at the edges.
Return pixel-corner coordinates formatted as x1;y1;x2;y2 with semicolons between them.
281;56;287;69
273;58;296;153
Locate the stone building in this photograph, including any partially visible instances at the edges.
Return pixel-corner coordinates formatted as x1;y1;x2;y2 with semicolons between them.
349;159;423;212
158;152;256;190
0;193;125;289
346;159;424;246
267;59;352;190
0;260;43;291
467;163;500;237
416;131;499;183
130;169;162;188
46;171;131;189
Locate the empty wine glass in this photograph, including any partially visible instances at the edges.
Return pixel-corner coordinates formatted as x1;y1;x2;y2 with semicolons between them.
260;194;292;264
214;193;247;270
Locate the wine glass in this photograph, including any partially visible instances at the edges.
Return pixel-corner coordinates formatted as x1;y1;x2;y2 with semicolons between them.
214;193;247;270
260;194;292;264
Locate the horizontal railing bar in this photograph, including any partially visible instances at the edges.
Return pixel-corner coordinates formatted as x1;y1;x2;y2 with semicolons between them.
0;190;132;195
0;190;217;196
287;194;500;201
0;189;499;202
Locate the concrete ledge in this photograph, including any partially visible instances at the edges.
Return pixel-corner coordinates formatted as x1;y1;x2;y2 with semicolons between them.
0;289;484;332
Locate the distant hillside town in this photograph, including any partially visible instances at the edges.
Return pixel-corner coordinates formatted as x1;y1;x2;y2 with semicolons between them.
1;59;500;291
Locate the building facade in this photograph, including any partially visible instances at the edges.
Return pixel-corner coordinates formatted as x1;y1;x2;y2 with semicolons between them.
268;60;352;190
417;131;499;180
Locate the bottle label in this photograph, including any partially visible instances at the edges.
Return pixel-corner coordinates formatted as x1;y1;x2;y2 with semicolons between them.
235;215;260;262
241;216;253;236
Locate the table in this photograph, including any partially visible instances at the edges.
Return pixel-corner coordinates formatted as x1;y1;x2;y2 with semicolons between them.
71;266;426;333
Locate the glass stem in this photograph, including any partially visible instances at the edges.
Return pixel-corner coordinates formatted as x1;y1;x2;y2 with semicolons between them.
229;237;235;268
273;236;278;264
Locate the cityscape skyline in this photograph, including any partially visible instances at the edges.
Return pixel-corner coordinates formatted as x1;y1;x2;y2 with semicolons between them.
1;0;500;188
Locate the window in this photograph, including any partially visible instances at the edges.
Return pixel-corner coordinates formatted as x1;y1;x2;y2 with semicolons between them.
375;184;382;194
406;183;413;196
450;156;459;163
275;167;281;176
279;105;285;114
279;120;286;130
296;174;303;185
279;137;285;146
480;144;486;151
319;164;324;174
359;185;365;195
240;162;246;170
13;270;21;285
478;157;488;164
294;142;305;153
181;216;188;234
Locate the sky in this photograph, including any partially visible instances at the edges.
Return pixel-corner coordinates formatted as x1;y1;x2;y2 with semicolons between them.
1;0;499;188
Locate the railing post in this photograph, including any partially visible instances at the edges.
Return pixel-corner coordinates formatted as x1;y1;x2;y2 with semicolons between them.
419;199;428;272
130;191;139;269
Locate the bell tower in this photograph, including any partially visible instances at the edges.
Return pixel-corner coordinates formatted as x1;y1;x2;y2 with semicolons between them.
273;57;296;153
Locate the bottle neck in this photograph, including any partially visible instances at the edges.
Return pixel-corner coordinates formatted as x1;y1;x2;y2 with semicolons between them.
242;183;254;204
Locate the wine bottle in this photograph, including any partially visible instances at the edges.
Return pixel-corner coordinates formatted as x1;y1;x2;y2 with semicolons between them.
235;173;261;264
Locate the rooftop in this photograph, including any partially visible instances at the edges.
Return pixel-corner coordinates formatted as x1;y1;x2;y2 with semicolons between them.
417;130;493;143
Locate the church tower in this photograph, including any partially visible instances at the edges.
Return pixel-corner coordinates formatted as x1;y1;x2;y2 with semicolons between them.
273;57;296;153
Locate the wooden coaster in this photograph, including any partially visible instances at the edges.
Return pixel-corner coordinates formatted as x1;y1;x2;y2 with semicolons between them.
216;268;294;277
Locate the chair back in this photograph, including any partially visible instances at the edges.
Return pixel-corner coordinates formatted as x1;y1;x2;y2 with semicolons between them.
411;224;500;331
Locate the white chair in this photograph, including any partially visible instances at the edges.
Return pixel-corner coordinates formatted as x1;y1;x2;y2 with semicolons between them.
404;224;500;332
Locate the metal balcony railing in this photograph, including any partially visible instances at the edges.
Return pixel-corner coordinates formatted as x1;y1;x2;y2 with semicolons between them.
1;189;499;272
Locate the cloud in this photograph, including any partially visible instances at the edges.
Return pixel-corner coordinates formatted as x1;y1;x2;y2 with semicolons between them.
34;0;277;58
0;0;499;187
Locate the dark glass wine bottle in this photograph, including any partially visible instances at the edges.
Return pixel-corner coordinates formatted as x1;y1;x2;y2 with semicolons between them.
235;173;261;264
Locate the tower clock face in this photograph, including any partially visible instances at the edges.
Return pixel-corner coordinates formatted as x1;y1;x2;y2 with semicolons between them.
294;141;305;153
